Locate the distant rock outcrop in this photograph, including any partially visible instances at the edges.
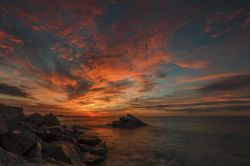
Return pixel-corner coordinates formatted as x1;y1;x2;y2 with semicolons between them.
0;104;107;166
110;114;148;128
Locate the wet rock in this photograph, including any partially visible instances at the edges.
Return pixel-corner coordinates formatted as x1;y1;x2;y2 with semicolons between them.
72;125;90;131
78;142;107;156
83;153;106;165
47;126;64;138
94;142;107;156
0;127;39;155
91;146;107;156
42;141;83;165
78;136;102;146
110;114;148;128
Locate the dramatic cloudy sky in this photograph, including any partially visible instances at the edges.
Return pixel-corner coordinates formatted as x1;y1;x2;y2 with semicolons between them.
0;0;250;116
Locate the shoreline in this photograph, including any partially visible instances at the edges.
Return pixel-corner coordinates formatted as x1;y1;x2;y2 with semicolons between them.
0;104;107;166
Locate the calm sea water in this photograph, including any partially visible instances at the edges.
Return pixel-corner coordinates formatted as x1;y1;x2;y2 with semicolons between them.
59;116;250;166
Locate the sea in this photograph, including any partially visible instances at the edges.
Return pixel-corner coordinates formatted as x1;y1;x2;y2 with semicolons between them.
59;116;250;166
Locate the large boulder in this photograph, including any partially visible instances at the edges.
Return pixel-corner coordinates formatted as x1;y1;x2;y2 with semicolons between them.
24;113;44;127
0;104;24;132
0;127;39;155
42;141;83;165
0;147;32;166
23;142;42;159
110;114;148;128
47;126;64;138
34;125;75;143
32;125;58;143
43;113;60;126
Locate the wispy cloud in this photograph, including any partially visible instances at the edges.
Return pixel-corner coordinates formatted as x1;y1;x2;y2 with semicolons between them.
0;82;31;98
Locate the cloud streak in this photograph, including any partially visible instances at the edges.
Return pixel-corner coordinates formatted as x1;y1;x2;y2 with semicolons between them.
0;82;30;98
198;74;250;92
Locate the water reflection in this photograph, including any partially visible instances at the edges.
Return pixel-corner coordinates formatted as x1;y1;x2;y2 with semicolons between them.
60;116;250;166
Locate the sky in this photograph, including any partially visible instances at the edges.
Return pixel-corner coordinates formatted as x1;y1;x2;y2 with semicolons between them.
0;0;250;116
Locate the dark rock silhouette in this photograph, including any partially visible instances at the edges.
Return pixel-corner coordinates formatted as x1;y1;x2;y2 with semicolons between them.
24;112;60;127
0;104;106;166
0;127;39;155
110;114;148;128
0;104;24;133
42;141;83;165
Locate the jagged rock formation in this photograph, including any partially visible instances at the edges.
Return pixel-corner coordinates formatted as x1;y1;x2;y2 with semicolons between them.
0;104;107;166
110;114;148;128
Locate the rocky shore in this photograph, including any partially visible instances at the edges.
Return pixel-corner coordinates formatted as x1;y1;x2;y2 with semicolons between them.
110;114;148;128
0;104;107;166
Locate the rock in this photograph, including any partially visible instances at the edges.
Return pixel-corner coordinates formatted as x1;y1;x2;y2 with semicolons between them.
83;153;105;165
42;141;83;165
0;113;8;134
24;113;44;127
77;141;107;156
47;126;64;138
32;125;59;143
0;147;32;166
94;142;107;156
0;104;106;166
0;127;39;155
91;146;107;156
77;144;92;152
24;113;60;127
23;142;42;159
0;146;80;166
0;104;24;131
71;125;90;131
110;114;148;128
78;136;102;146
63;127;83;143
43;113;60;126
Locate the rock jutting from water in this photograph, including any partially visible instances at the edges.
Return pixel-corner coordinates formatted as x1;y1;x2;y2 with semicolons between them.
110;114;148;128
0;104;107;166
